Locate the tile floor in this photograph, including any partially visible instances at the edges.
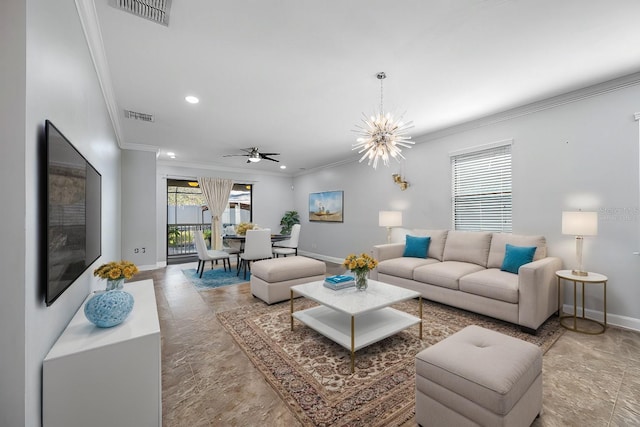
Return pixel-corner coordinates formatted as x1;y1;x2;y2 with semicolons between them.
135;261;640;426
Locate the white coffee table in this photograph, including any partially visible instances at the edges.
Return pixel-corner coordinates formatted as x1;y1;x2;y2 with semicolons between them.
290;279;422;373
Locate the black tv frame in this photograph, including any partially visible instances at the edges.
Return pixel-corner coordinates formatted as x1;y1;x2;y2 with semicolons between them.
43;120;102;306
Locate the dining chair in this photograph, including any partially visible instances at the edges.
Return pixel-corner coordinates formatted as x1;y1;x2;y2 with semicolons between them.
272;224;301;257
222;239;241;267
194;231;231;278
238;228;272;279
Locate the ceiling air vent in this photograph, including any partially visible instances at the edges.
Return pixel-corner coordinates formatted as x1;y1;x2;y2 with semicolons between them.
109;0;172;26
124;110;155;122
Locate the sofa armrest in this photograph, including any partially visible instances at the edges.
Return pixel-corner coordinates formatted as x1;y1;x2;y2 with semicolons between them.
517;256;563;330
371;243;405;280
373;243;405;261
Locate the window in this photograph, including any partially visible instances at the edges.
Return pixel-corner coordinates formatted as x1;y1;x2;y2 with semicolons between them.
451;142;512;232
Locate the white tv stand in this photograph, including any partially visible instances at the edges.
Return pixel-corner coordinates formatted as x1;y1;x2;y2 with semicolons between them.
43;279;161;427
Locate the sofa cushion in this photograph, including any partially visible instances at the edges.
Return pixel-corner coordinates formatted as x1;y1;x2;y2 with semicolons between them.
459;269;520;303
414;261;485;290
442;231;492;267
411;229;448;261
487;233;547;269
501;244;536;274
377;257;439;280
403;235;431;258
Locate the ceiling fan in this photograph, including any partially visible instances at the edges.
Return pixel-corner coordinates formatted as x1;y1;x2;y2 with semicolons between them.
223;147;280;163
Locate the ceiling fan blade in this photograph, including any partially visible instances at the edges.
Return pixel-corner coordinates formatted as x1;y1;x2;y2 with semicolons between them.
224;148;280;164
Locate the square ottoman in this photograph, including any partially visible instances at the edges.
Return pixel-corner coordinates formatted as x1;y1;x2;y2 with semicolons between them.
250;256;326;304
415;325;542;427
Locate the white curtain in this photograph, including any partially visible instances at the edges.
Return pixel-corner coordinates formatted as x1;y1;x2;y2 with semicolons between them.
198;177;233;250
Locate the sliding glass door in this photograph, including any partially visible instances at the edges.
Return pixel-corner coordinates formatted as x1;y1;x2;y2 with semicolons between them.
166;180;252;261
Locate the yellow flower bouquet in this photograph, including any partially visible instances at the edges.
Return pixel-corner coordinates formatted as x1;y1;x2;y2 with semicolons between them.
94;260;139;290
343;253;378;290
235;222;255;236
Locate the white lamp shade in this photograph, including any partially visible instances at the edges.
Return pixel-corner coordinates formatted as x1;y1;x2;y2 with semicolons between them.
562;211;598;236
379;211;402;227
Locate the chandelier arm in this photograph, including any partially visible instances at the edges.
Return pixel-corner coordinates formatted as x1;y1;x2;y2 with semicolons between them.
358;151;371;163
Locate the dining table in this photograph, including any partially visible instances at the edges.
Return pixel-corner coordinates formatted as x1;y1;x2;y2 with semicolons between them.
223;233;289;251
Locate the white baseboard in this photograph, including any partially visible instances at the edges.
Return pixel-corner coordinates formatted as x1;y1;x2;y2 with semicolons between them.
562;304;640;332
138;261;166;271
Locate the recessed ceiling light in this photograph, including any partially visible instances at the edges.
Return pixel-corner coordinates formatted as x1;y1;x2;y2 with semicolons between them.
167;151;176;159
280;165;286;169
185;95;199;104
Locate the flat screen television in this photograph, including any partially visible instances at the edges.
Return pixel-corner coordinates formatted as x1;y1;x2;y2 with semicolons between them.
45;120;102;306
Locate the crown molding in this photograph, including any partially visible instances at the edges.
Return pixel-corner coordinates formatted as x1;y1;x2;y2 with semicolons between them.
157;159;291;178
75;0;124;148
120;142;159;153
292;157;358;177
416;72;640;143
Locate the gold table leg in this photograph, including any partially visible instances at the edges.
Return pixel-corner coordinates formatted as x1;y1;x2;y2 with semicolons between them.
573;281;577;330
604;281;607;327
419;296;423;340
290;289;294;331
559;277;606;334
557;276;561;317
350;316;355;374
581;281;586;319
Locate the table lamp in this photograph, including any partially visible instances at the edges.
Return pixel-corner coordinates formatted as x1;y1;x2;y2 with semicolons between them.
379;211;402;244
562;211;598;276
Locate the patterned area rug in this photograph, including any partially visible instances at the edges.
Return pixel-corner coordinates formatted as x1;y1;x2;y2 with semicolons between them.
217;297;564;427
182;266;249;290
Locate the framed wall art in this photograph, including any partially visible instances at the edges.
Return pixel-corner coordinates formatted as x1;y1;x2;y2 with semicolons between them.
309;190;343;222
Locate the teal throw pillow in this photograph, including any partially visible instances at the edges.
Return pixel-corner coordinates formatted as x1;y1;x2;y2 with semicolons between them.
403;235;431;258
501;244;536;274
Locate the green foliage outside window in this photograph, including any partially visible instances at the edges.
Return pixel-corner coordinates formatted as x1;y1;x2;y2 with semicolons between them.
168;226;181;247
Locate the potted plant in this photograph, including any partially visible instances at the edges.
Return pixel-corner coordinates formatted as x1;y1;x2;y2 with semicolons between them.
279;210;300;235
203;229;212;248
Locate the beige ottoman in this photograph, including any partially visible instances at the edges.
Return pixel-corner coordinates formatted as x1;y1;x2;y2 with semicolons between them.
415;325;542;427
250;256;326;304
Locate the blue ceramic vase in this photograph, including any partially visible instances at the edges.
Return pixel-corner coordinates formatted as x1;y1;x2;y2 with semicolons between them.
84;290;135;328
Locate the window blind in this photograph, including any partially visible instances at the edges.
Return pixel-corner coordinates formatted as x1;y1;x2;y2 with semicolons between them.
451;144;512;232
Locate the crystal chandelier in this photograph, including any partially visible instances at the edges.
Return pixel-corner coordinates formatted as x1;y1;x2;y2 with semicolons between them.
352;72;414;169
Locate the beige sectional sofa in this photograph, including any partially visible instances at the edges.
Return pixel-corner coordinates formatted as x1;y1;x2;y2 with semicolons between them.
371;230;563;333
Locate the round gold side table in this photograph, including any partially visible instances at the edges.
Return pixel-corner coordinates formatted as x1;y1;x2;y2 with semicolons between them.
556;270;607;334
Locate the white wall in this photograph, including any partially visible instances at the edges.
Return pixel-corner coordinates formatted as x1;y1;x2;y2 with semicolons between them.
0;0;122;425
295;80;640;329
0;1;27;425
122;150;157;268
